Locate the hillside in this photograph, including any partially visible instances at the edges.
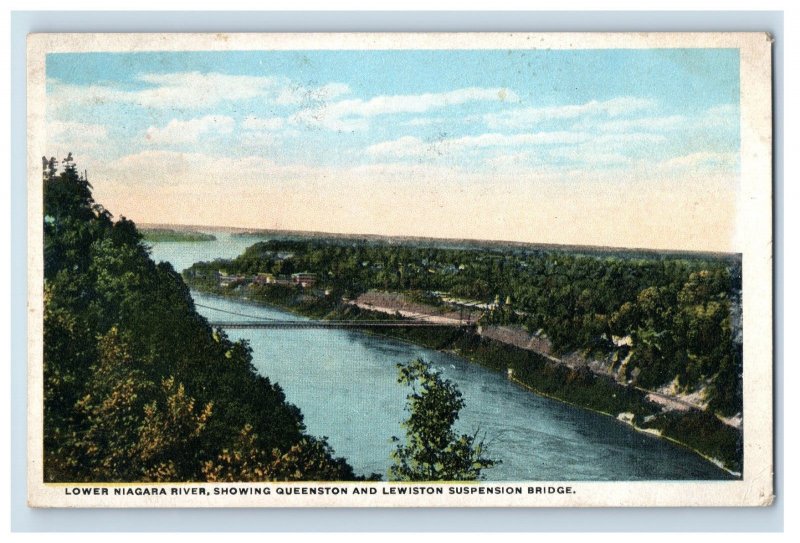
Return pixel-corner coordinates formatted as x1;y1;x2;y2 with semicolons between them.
42;156;361;482
183;236;744;472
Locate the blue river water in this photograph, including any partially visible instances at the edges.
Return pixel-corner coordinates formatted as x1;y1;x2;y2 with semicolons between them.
148;233;732;481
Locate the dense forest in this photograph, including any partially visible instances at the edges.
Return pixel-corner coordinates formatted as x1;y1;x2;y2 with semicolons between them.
140;228;217;242
42;156;362;482
185;235;743;417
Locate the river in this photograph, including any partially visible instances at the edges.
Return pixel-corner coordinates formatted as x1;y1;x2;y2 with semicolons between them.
148;232;732;481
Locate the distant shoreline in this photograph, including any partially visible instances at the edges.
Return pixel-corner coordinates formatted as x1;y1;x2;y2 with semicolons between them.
139;223;741;260
140;227;216;243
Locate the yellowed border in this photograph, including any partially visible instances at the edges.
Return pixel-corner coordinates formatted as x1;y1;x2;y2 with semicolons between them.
26;32;773;508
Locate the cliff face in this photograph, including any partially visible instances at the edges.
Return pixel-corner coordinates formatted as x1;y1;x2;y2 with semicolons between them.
477;325;557;360
322;288;741;428
477;323;741;428
470;322;741;473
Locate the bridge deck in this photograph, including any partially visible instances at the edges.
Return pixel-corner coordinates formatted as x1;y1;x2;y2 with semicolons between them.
209;320;472;329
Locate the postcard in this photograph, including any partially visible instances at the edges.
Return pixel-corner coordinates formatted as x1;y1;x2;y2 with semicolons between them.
26;32;773;507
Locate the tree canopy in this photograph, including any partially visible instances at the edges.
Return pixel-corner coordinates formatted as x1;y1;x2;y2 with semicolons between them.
389;359;496;481
187;235;742;416
43;155;358;482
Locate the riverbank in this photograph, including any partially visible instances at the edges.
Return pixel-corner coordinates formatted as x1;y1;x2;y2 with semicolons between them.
141;228;217;242
187;281;742;477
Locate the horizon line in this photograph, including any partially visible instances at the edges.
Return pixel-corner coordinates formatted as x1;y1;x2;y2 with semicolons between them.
137;221;742;259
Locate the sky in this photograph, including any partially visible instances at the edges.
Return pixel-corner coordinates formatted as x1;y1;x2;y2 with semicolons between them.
45;48;741;252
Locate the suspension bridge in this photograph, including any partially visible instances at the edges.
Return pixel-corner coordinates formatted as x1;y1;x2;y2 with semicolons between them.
197;302;475;330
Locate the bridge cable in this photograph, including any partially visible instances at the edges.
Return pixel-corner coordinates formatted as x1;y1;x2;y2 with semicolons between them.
194;302;282;322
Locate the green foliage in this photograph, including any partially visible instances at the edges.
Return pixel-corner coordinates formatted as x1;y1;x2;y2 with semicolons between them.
43;155;358;482
389;359;496;481
141;229;216;242
201;425;358;482
643;411;742;474
186;236;742;417
62;327;214;482
286;304;742;473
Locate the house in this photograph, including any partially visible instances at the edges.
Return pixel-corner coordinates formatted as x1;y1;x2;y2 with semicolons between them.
253;272;276;285
291;272;317;288
218;271;247;288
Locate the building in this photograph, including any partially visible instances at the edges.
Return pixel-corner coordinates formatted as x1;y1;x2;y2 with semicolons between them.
252;272;276;285
291;272;317;288
218;271;247;288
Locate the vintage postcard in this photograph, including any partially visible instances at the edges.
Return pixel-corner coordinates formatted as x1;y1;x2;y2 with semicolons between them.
26;32;773;507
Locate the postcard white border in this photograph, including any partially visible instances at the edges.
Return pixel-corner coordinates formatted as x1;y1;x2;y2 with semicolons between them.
26;31;773;508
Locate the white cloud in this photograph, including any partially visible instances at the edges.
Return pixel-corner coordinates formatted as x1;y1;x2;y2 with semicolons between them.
292;87;519;131
338;88;519;118
48;120;108;142
584;115;686;133
134;72;284;108
548;147;631;166
592;133;668;145
365;136;428;158
46;121;110;155
451;131;589;149
144;115;235;144
290;109;369;132
100;147;738;196
366;131;591;159
100;150;489;192
363;130;674;173
658;151;739;172
702;104;738;128
401;117;446;127
103;150;277;186
484;96;656;129
47;82;123;111
575;104;737;135
48;73;350;111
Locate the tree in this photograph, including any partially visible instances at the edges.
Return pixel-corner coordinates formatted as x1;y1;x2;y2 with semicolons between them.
202;426;358;482
64;327;214;482
42;154;362;482
389;359;496;481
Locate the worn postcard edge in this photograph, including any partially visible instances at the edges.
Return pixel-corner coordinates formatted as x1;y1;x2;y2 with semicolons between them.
26;32;774;508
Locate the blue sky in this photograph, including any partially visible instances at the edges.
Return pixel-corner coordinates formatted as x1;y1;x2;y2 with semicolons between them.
45;48;741;250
